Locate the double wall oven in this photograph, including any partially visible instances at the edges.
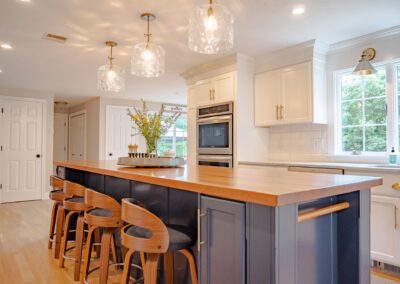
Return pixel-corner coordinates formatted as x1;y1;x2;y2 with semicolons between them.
196;102;233;167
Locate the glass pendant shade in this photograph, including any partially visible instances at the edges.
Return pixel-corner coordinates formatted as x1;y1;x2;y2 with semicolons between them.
131;42;165;78
97;41;125;92
97;63;125;92
188;2;234;54
352;59;377;75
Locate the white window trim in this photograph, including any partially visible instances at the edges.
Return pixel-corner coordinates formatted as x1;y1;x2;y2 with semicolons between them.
334;59;400;156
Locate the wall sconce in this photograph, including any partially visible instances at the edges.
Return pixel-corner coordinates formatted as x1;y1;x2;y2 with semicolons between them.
353;48;377;75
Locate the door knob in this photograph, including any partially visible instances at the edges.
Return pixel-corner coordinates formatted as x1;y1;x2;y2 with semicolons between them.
392;182;400;190
109;153;113;156
36;154;41;158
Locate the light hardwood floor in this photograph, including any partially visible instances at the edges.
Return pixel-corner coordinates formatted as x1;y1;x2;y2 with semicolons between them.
0;200;122;284
0;200;399;284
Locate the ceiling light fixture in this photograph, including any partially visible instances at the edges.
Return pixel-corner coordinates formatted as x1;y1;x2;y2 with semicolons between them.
131;13;165;78
353;48;377;75
292;7;305;15
97;41;125;92
1;43;12;49
188;0;234;54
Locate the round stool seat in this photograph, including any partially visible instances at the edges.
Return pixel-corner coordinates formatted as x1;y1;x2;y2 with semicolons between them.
64;196;88;211
87;208;113;217
126;224;195;251
49;190;64;202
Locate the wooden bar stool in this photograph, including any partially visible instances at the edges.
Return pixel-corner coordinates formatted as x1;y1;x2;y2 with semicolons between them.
48;175;67;257
59;181;91;281
81;189;122;284
120;198;198;284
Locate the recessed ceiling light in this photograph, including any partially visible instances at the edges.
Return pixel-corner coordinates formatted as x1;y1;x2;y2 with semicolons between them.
292;7;305;15
20;0;31;2
1;43;12;49
0;69;2;73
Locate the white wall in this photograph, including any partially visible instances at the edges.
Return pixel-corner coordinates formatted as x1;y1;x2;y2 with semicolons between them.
236;55;269;163
0;87;54;198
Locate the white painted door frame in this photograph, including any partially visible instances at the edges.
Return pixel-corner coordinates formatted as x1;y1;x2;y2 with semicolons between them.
68;110;86;161
54;113;69;161
0;95;47;203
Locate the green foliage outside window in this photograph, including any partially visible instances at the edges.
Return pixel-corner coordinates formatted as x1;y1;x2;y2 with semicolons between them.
340;70;387;152
157;116;188;157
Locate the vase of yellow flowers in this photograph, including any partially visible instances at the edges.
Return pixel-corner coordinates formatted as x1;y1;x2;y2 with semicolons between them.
128;100;181;155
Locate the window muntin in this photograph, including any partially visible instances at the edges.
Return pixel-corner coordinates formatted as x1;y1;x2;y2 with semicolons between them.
339;69;387;153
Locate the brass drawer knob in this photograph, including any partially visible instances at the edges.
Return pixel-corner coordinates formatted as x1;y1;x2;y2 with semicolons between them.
392;182;400;190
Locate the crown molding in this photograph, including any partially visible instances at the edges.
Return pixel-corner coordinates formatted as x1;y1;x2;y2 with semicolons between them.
328;25;400;54
180;54;238;81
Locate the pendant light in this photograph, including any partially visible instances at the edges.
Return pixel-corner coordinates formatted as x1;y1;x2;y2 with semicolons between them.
131;13;165;78
188;0;234;54
353;48;377;76
97;41;125;92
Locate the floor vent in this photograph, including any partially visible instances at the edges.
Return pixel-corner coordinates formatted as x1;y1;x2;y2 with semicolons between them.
372;260;400;281
41;33;67;44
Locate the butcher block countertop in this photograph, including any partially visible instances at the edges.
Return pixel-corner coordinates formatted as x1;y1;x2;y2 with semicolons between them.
54;160;383;207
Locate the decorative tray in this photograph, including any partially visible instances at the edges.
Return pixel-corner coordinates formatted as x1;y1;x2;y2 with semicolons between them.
117;155;185;168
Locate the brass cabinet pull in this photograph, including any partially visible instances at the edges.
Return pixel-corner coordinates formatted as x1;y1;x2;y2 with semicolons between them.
395;206;399;229
276;105;279;120
209;89;212;100
197;208;206;251
280;105;284;120
392;182;400;190
212;89;215;100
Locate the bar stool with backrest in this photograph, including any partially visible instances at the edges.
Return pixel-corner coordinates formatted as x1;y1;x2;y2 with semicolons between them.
120;198;198;284
49;175;67;257
81;188;122;284
58;181;91;281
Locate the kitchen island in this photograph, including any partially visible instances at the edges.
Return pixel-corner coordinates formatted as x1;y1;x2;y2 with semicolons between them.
54;160;382;284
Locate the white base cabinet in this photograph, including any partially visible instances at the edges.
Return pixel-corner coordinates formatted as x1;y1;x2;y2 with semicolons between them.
254;61;326;126
371;195;400;266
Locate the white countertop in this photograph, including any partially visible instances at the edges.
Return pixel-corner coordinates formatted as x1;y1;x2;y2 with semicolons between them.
239;160;400;174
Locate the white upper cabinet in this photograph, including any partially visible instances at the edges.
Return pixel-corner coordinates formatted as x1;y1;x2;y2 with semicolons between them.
254;61;326;126
254;70;281;126
191;71;235;108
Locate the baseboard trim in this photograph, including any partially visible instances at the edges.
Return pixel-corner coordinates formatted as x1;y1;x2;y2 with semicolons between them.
372;267;400;283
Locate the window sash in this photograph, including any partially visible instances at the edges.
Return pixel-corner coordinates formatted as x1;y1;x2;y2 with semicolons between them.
336;64;390;154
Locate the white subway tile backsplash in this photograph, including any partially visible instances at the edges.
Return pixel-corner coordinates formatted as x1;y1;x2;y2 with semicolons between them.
268;124;328;160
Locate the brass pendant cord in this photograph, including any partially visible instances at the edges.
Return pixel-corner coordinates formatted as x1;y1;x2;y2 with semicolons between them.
145;15;152;48
208;0;214;16
108;45;114;69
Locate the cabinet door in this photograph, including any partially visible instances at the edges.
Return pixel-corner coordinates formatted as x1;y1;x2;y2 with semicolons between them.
213;72;235;103
195;80;213;106
200;196;245;284
254;70;281;126
371;195;400;266
281;62;312;124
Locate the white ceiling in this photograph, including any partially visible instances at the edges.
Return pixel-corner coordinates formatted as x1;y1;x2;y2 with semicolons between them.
0;0;399;106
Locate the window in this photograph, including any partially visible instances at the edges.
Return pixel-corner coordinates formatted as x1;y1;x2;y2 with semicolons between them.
157;115;188;157
336;61;400;154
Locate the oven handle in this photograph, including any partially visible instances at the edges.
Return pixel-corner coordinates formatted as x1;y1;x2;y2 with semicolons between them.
197;155;233;161
197;115;232;124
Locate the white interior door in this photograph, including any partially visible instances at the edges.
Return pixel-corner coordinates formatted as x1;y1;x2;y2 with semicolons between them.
105;106;138;160
54;113;68;161
69;112;86;161
0;98;43;203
